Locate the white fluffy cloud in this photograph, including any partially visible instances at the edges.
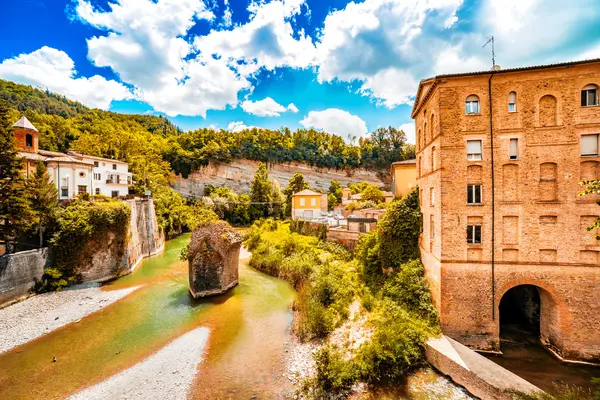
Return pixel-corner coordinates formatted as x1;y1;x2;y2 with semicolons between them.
74;0;251;117
315;0;464;108
399;122;416;144
193;0;316;76
300;108;368;140
241;97;287;116
0;46;132;109
228;121;259;132
241;97;299;116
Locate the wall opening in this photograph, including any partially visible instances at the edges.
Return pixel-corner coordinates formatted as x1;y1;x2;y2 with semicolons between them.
539;95;557;127
500;285;541;342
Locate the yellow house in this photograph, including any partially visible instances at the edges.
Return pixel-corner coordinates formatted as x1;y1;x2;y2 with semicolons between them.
341;187;352;201
390;159;417;198
291;189;328;220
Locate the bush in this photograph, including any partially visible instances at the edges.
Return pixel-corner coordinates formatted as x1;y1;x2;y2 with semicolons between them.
303;345;358;397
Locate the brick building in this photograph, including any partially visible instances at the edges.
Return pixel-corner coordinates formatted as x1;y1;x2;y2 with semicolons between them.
413;58;600;362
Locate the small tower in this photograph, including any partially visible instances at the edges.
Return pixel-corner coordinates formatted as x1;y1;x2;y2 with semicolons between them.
12;116;39;153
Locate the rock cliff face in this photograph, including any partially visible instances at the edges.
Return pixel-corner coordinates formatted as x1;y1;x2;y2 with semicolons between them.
173;159;386;197
78;198;165;283
187;222;242;298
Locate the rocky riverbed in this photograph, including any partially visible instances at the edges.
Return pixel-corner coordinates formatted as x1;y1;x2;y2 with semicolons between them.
68;327;210;400
0;282;140;354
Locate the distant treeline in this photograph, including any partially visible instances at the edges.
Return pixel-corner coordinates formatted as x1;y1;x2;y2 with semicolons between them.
0;79;415;181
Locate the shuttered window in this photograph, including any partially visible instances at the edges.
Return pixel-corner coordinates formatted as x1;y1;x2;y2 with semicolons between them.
510;138;518;160
581;134;599;157
467;140;483;161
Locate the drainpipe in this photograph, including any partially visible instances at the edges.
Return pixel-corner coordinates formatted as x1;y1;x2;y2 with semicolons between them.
488;72;496;320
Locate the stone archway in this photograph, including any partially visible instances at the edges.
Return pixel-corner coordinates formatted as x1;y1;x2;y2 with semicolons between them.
497;282;567;354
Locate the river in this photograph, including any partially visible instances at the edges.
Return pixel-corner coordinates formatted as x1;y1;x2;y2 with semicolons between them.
0;234;472;399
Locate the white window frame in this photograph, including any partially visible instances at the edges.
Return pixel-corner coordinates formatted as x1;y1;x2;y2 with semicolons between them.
467;225;482;244
582;85;599;107
299;198;305;206
509;138;518;160
465;95;480;115
430;187;435;206
508;92;517;113
581;134;599;157
467;184;482;205
310;198;316;206
467;140;483;161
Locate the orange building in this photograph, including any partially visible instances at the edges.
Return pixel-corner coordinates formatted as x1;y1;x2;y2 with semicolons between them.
414;58;600;362
390;159;417;198
291;189;327;220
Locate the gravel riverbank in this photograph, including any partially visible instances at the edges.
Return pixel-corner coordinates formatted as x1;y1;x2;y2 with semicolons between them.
0;283;140;354
67;327;210;400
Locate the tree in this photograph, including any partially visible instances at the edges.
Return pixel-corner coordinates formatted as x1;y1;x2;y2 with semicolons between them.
0;103;34;253
328;180;343;205
27;161;58;247
361;183;385;203
250;163;273;219
283;173;310;217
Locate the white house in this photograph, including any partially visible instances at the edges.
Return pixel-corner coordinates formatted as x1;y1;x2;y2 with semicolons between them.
13;116;132;199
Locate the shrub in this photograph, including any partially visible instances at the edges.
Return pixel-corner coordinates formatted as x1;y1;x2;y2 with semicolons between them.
302;344;358;397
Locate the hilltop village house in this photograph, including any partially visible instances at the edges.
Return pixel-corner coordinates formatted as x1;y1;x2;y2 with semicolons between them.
414;58;600;362
13;117;132;199
291;189;328;220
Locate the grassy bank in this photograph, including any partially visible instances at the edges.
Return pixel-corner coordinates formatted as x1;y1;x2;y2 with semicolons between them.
244;189;441;398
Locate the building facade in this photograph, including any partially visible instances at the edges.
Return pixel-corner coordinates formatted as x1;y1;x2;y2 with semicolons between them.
413;59;600;362
291;190;328;220
13;117;132;199
391;159;417;198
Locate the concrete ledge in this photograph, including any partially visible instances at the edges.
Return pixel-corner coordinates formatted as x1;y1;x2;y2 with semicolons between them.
426;335;543;400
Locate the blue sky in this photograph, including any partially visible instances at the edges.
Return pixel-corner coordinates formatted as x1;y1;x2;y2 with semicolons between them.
1;0;599;143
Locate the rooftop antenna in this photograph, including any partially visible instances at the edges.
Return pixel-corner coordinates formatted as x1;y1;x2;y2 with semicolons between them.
483;36;497;70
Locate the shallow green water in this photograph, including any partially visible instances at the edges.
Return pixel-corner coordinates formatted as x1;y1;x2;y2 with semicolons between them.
0;234;296;399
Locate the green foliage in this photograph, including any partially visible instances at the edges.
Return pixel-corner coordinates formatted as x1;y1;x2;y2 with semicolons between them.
361;183;385;203
345;200;378;212
579;181;600;241
0;100;34;253
328;180;343;209
283;173;310;217
26;161;59;247
289;219;328;241
246;220;356;340
356;187;422;284
46;197;131;289
303;345;359;398
355;298;433;382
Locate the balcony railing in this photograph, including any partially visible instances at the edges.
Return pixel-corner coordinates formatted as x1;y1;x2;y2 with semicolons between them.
106;177;130;185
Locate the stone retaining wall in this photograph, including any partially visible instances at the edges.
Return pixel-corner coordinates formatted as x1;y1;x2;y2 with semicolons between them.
426;335;542;400
0;248;50;306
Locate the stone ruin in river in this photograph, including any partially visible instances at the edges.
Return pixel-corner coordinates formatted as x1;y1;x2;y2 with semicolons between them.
187;221;242;298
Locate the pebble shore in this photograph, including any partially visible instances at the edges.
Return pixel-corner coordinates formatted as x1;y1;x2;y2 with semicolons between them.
67;327;210;400
0;283;140;354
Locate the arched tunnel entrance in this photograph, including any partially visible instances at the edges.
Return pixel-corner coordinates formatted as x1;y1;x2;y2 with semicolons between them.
499;285;541;344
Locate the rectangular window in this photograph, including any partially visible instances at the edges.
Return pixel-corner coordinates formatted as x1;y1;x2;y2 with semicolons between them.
582;88;599;106
467;225;482;244
94;161;99;167
78;185;87;194
112;164;117;170
299;198;305;206
466;101;480;114
508;103;516;113
581;134;599;156
510;138;518;160
467;140;483;161
310;198;316;206
61;188;68;197
430;187;434;206
111;191;119;198
467;184;482;204
94;173;101;181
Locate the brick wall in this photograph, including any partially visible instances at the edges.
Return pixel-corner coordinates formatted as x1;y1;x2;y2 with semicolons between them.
415;60;600;362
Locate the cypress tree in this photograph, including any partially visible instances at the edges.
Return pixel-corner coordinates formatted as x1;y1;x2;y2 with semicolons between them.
27;161;58;247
